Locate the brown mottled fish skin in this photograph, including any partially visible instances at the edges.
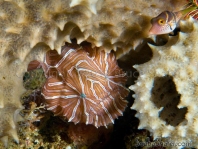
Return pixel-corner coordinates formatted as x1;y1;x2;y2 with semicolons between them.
149;1;198;35
149;10;182;35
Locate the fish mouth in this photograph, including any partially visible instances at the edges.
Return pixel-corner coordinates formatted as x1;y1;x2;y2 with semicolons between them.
149;27;165;35
149;30;155;35
149;28;158;35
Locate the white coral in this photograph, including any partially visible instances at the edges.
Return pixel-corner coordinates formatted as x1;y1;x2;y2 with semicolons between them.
0;0;186;146
130;17;198;148
70;0;99;14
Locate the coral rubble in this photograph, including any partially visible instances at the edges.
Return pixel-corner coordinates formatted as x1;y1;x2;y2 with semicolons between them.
68;123;113;148
130;17;198;148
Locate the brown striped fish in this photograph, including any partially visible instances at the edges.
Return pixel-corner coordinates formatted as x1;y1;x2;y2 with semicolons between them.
149;1;198;35
149;11;181;35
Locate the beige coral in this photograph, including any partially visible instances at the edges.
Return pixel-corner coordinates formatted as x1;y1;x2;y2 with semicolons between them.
130;17;198;148
0;0;186;146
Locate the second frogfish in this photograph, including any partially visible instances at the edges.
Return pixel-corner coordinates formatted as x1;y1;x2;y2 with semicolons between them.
149;1;198;35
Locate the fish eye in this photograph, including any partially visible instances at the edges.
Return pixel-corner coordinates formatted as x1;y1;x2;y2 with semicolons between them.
158;19;165;25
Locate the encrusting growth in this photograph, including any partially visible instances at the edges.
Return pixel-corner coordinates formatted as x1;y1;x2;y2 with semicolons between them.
130;18;198;148
41;42;129;127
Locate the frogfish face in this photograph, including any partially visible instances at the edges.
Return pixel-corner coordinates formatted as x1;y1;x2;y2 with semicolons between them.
149;11;177;35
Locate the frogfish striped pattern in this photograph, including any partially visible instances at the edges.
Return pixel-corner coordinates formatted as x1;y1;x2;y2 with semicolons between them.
185;0;198;19
41;43;129;127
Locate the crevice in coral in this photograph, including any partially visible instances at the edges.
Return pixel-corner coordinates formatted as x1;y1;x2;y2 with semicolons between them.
25;42;51;63
117;40;153;86
70;26;85;41
151;75;187;126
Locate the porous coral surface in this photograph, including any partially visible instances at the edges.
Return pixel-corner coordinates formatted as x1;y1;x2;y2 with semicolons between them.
0;0;186;146
130;18;198;148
